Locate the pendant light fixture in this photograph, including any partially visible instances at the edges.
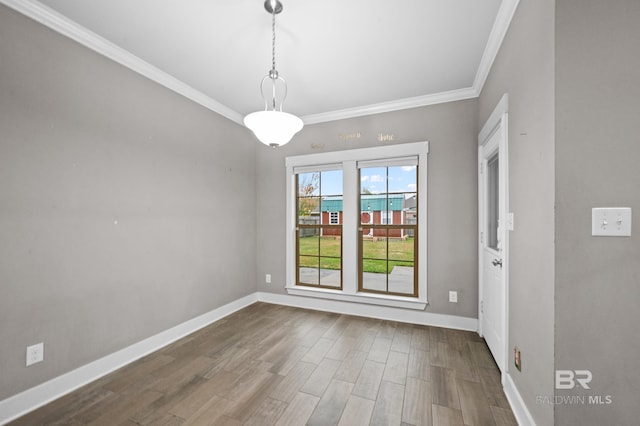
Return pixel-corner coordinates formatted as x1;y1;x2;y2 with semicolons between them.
244;0;303;147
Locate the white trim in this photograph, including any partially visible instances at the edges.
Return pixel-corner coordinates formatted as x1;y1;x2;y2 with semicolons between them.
357;157;418;169
503;373;537;426
301;87;478;124
0;293;258;425
292;163;343;174
286;287;427;310
0;0;244;125
258;292;477;331
479;94;510;144
472;0;521;94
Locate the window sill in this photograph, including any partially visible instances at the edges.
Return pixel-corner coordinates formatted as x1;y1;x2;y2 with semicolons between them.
286;286;427;310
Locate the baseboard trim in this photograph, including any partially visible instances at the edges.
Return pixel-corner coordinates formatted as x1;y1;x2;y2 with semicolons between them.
0;293;258;425
503;372;536;426
257;291;478;331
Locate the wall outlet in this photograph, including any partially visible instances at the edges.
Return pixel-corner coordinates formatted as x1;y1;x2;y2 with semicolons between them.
265;274;271;284
449;291;458;303
26;342;44;366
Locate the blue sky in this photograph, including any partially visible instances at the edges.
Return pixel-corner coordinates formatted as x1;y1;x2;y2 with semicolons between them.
299;166;417;197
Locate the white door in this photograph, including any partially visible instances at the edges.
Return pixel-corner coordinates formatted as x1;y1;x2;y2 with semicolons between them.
478;98;509;375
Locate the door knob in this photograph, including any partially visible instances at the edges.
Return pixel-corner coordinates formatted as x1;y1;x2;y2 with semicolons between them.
492;259;503;267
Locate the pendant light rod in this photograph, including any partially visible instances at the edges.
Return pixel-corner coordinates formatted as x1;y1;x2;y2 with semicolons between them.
244;0;303;148
270;2;277;76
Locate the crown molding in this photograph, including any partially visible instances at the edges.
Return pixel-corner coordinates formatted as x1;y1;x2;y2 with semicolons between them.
0;0;245;125
301;87;479;125
472;0;521;93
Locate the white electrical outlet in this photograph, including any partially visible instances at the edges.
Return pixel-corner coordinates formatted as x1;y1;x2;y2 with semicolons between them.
449;291;458;303
26;342;44;366
265;274;271;284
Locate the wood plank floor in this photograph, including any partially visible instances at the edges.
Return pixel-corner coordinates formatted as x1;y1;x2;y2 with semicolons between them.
10;303;517;426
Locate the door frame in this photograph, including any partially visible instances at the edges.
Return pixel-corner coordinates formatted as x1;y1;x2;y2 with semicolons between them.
478;94;509;378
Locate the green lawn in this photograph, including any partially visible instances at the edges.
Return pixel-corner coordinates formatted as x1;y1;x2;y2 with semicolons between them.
298;236;414;274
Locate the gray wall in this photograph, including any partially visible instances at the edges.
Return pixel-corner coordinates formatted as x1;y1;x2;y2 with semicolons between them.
256;99;480;318
478;0;556;424
0;5;256;400
555;1;640;424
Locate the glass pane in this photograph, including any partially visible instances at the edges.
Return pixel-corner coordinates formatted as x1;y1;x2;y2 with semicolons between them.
298;172;319;196
321;170;343;196
362;230;387;261
388;232;414;262
319;259;341;288
298;256;319;285
405;193;417;225
298;197;320;223
297;169;342;290
388;261;414;295
360;167;386;195
362;228;388;292
320;231;341;257
320;197;341;223
388;165;417;194
298;172;320;224
362;259;387;292
360;210;373;226
487;154;499;250
298;234;319;256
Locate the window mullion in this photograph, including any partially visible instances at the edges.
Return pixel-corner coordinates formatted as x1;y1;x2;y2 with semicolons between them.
341;160;358;295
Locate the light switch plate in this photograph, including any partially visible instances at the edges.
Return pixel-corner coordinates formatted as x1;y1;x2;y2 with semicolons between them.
506;212;514;231
592;208;631;237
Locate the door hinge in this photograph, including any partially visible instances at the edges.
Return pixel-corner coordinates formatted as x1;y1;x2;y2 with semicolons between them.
480;232;484;244
480;300;484;314
480;162;484;174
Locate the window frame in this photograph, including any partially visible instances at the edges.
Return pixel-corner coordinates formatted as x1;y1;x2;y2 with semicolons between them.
358;164;418;297
285;142;429;310
295;169;344;290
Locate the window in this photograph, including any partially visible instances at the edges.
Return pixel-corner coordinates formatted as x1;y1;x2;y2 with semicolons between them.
296;169;343;289
487;153;499;251
329;211;340;225
286;142;429;310
359;162;417;296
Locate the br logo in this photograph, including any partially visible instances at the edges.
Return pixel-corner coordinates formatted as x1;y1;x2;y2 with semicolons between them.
555;370;592;390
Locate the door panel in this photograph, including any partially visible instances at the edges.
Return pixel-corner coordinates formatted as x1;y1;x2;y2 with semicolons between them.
482;247;503;369
480;127;505;373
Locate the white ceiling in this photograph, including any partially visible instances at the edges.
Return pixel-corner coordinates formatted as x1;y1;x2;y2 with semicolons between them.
7;0;517;124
